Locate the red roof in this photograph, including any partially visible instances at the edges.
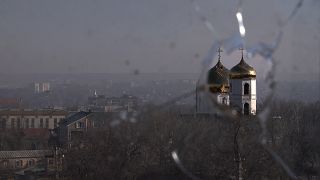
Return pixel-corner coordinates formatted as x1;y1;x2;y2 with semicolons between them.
0;98;19;105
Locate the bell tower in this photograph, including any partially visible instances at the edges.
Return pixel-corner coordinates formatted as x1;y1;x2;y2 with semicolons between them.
229;48;256;115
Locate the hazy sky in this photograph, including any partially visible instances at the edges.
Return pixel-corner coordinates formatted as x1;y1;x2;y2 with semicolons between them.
0;0;319;80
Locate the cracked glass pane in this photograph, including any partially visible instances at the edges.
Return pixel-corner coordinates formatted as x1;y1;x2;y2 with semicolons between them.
0;0;319;179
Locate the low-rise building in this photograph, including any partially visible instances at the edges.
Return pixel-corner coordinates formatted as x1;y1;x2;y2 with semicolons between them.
0;109;68;130
57;111;135;148
0;150;56;179
0;109;68;150
58;111;92;148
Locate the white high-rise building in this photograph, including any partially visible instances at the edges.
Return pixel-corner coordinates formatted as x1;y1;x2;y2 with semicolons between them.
34;82;50;93
42;82;50;92
34;83;40;93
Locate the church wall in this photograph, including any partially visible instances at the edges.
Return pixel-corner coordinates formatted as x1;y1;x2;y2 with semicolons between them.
249;79;257;115
250;99;257;115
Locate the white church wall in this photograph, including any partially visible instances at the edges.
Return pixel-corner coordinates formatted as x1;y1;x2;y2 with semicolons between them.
250;79;257;115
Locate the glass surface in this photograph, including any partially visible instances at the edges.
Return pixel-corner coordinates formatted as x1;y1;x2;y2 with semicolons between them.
0;0;319;179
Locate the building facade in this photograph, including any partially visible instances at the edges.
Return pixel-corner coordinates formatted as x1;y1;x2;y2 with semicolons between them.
0;150;57;179
0;109;67;130
57;111;135;148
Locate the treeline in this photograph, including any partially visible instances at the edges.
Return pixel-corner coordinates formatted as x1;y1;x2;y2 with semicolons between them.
63;100;320;180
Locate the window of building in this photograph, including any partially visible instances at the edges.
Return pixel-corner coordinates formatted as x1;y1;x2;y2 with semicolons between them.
76;122;84;128
15;160;22;168
11;118;15;128
31;143;36;150
54;118;58;128
45;118;49;128
244;103;250;115
93;120;100;128
0;119;6;129
25;118;29;128
222;97;227;105
3;160;8;168
31;118;35;128
17;118;21;128
40;118;43;128
244;83;250;95
28;159;34;166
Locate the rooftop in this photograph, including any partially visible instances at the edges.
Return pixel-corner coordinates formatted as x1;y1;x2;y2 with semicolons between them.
0;150;53;159
0;109;68;116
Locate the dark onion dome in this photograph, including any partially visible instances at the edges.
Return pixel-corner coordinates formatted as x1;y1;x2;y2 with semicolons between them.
207;60;230;93
230;56;256;79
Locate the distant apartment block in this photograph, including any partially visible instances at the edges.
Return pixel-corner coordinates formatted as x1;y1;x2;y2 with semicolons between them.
34;82;50;93
0;109;67;129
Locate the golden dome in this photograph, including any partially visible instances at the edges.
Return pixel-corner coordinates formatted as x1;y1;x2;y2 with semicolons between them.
230;57;256;79
207;60;230;93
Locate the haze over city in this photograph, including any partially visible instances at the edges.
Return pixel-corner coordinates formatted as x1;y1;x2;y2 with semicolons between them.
0;0;319;82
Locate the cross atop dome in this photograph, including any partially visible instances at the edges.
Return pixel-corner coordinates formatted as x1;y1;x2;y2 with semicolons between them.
217;47;223;62
239;47;244;59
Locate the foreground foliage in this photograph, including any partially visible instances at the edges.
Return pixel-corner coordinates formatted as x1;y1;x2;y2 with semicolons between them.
63;100;320;180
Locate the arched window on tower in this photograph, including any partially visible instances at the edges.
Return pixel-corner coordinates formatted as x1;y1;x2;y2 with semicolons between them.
244;103;250;115
244;83;250;95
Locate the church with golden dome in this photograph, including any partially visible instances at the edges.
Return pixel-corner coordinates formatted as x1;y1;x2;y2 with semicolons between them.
206;48;257;115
